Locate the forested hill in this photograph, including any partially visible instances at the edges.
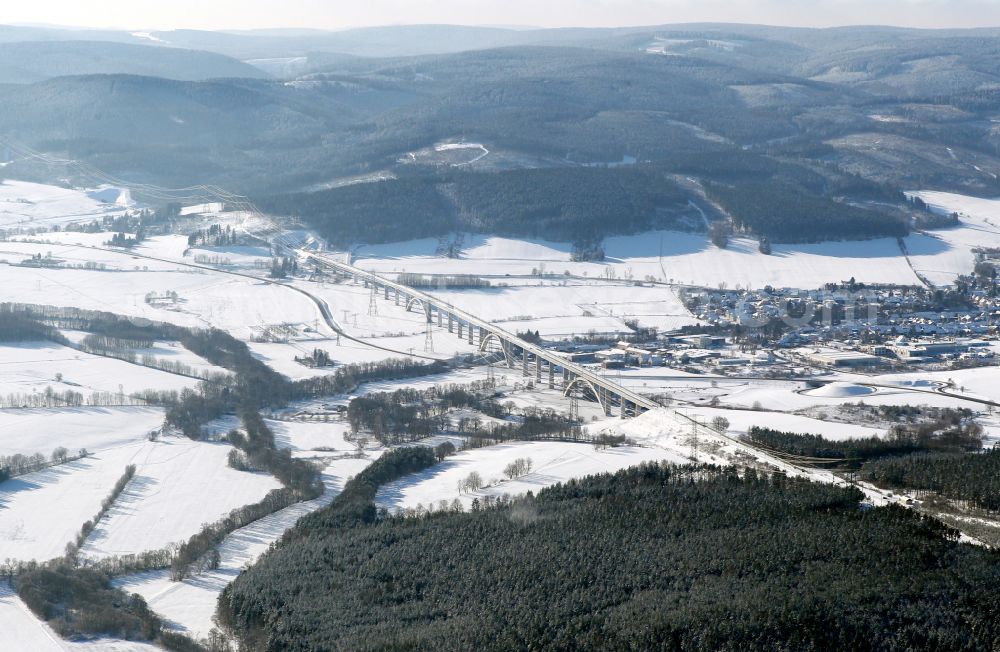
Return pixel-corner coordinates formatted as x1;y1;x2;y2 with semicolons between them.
259;163;906;247
217;463;1000;651
4;28;1000;241
257;167;695;247
0;41;267;84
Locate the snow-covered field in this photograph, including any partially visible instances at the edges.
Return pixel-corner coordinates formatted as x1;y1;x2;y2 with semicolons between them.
0;406;164;456
115;456;375;638
0;342;199;397
349;195;1000;290
908;191;1000;286
0;261;322;339
717;379;968;412
1;433;280;564
1;442;154;561
60;331;229;379
674;406;887;441
376;440;689;511
267;419;357;454
861;365;1000;404
4;238;187;271
79;437;281;560
0;181;127;229
353;232;924;289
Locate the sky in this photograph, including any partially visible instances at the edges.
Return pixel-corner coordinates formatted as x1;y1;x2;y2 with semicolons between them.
4;0;1000;31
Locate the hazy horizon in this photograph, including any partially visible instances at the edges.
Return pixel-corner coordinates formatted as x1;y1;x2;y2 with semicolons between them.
4;1;1000;32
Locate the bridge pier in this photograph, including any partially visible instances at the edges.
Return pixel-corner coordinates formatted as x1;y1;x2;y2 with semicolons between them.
384;286;390;300
448;313;454;333
522;351;530;377
468;323;474;344
548;363;555;389
457;321;463;339
535;356;542;383
437;310;443;327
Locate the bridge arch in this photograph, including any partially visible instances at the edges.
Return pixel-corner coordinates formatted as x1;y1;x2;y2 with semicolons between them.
405;296;429;317
479;332;513;368
564;376;608;413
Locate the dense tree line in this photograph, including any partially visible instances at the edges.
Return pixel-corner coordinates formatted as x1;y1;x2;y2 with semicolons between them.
187;224;266;249
861;447;1000;511
15;561;216;651
228;410;321;496
0;447;87;480
347;383;503;444
66;206;179;237
259;167;689;247
0;307;66;343
746;423;982;469
707;180;909;242
346;382;586;447
217;463;1000;651
269;256;298;279
170;485;306;581
107;231;144;248
17;565;167;644
65;465;136;565
291;446;436;534
448;167;689;244
293;359;448;399
261;159;919;250
293;348;333;368
258;177;455;246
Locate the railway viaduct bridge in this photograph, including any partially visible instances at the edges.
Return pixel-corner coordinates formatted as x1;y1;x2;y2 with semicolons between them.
306;253;659;418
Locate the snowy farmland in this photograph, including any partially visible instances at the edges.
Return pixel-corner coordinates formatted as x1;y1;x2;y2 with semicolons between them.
0;435;278;563
0;341;200;398
376;441;690;511
0;258;323;339
79;437;281;560
1;442;155;561
353;232;927;289
114;456;376;638
0;181;129;229
900;191;1000;285
673;406;887;441
350;195;1000;290
0;406;164;456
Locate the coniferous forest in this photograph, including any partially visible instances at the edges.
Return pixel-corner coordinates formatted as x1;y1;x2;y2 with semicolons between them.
861;447;1000;511
217;463;1000;651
